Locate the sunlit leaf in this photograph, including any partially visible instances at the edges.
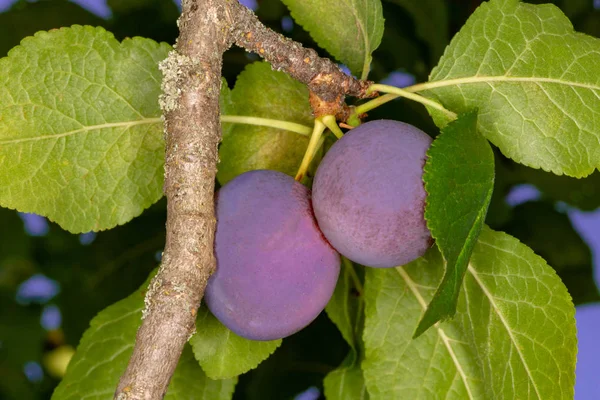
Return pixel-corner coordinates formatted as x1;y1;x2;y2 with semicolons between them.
52;273;236;399
363;226;576;399
0;26;169;232
324;259;368;400
190;306;280;380
281;0;384;79
425;0;600;177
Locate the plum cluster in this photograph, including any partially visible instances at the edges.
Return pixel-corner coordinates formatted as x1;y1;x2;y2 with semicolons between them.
206;120;432;341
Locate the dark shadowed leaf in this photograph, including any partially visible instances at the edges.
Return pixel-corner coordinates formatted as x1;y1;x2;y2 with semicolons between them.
217;62;313;185
234;313;347;400
385;0;449;62
502;201;600;305
518;166;600;211
52;272;236;400
415;112;494;337
324;259;369;400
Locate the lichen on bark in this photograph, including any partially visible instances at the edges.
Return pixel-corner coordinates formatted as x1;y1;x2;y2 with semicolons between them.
116;1;373;398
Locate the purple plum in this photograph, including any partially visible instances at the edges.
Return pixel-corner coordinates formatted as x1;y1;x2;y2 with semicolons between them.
312;120;433;268
205;170;340;341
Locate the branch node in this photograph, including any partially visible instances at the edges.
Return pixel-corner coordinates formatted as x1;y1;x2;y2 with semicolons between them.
309;91;343;119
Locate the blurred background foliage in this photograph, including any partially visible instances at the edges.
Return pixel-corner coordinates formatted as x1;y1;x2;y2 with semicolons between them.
0;0;599;399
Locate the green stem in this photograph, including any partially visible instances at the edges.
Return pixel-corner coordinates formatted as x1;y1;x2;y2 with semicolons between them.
295;119;326;181
321;115;344;139
354;93;399;115
401;81;445;93
344;257;364;296
220;115;312;136
367;84;457;120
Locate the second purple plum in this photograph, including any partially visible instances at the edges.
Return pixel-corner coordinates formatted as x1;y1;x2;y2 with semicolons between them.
205;170;340;341
312;120;433;268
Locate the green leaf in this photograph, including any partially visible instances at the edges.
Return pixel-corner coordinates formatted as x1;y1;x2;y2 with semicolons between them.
502;201;600;305
165;346;237;400
324;353;368;400
0;294;45;367
41;200;165;345
505;202;591;271
51;273;145;399
0;26;169;233
363;226;576;399
52;273;236;400
219;78;235;137
385;0;449;62
217;62;313;185
324;259;369;400
190;305;281;380
238;313;347;400
415;112;494;337
280;0;384;79
424;0;600;177
325;259;363;349
0;208;31;278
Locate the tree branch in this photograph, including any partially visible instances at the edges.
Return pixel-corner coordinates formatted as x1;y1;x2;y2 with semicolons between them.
116;2;373;398
228;0;373;116
114;1;233;398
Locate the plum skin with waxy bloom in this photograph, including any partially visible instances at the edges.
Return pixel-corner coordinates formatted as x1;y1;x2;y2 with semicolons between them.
312;119;433;268
205;169;340;341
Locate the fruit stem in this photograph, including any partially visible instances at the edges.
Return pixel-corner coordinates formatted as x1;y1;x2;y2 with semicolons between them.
321;115;344;139
295;119;326;181
344;257;364;296
354;93;398;115
220;115;312;136
366;84;458;120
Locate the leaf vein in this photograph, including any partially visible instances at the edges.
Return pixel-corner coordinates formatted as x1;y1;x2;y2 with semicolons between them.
396;266;475;400
0;118;161;145
467;264;542;399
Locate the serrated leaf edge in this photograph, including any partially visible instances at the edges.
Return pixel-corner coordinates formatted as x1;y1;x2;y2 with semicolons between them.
416;112;494;336
396;226;577;400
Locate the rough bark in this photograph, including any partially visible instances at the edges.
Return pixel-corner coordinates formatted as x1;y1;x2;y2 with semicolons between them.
114;1;233;398
116;2;372;399
229;0;373;116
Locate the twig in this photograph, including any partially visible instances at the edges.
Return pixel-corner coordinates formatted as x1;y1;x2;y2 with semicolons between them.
114;1;233;398
115;1;374;398
229;0;372;115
